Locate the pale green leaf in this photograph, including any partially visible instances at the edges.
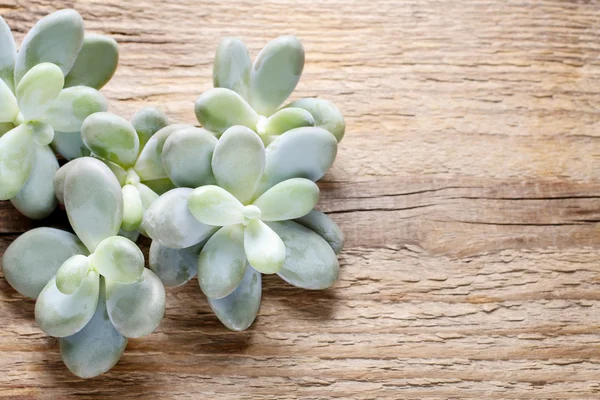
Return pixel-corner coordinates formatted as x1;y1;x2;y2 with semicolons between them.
149;241;204;287
162;127;216;188
16;62;64;121
0;16;16;90
198;225;247;299
64;34;118;90
45;86;107;132
187;185;245;226
51;131;90;161
213;37;251;101
2;228;88;299
285;98;345;142
81;112;139;168
261;107;314;137
0;78;18;123
134;123;191;181
244;219;286;274
56;254;91;295
194;88;258;134
121;184;143;231
295;210;344;254
105;268;165;338
252;178;319;221
131;107;169;150
91;236;144;284
0;124;35;200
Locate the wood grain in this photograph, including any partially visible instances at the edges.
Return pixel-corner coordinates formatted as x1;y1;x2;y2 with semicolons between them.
1;0;600;398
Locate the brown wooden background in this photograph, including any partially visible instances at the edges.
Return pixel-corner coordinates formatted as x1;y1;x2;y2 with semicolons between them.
1;0;600;398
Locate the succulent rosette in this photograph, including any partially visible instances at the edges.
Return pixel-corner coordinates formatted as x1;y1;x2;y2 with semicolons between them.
196;36;345;145
145;126;343;331
0;10;118;218
71;108;181;237
2;157;166;378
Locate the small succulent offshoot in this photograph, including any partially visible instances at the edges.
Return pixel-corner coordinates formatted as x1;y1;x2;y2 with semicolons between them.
146;126;342;331
196;36;345;146
2;157;166;378
0;10;118;219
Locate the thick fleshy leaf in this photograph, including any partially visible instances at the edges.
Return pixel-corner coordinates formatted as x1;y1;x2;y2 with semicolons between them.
137;183;159;237
0;124;35;200
10;144;58;219
81;112;140;168
285;98;345;142
295;210;344;254
35;272;100;337
64;34;118;90
252;178;318;221
51;131;90;160
269;221;340;289
2;228;88;299
45;86;107;132
94;157;127;186
188;185;245;226
0;122;14;136
134;123;190;181
106;268;166;338
194;88;258;134
54;158;82;204
198;225;247;299
162;127;217;188
258;127;337;194
91;236;144;284
144;187;216;249
121;184;143;231
0;16;16;90
261;107;314;137
208;265;261;331
63;157;123;252
56;254;91;295
59;279;127;379
0;79;18;123
16;62;64;121
14;9;83;84
141;178;176;195
250;36;304;116
29;121;54;146
213;38;251;101
131;107;169;150
212;125;265;204
149;241;204;287
118;228;140;242
244;220;286;274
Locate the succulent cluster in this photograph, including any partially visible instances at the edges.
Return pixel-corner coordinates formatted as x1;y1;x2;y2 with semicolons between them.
1;10;345;378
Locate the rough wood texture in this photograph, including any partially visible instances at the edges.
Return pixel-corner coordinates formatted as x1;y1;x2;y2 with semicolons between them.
1;0;600;398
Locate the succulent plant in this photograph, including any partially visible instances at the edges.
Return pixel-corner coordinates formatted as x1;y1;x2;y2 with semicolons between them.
67;108;177;236
196;36;345;145
0;9;118;218
2;157;165;378
145;126;342;330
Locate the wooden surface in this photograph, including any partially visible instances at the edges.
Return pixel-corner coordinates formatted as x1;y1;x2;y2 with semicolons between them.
1;0;600;398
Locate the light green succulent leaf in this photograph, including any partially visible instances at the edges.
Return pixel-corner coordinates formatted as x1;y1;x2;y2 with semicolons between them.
134;123;190;181
54;158;81;204
0;124;35;200
262;107;314;137
212;125;265;204
285;98;345;142
118;228;140;242
137;183;159;237
208;264;261;331
14;9;84;84
63;157;123;252
140;178;176;195
198;225;247;299
269;220;340;290
149;240;204;287
0;122;14;136
252;178;319;221
2;228;88;299
10;144;58;219
51;131;90;161
194;88;259;134
91;236;144;284
258;127;337;195
144;187;217;249
45;86;108;132
188;185;245;227
16;62;64;122
59;279;127;379
81;112;140;168
90;156;127;186
105;268;165;338
0;79;18;123
56;254;91;295
213;37;251;101
162;127;217;188
244;219;286;274
29;121;54;146
64;34;118;90
130;107;169;150
250;36;304;116
121;184;143;231
35;271;100;338
0;16;16;90
295;210;344;254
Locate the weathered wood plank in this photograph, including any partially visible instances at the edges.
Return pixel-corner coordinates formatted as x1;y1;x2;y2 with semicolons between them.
1;0;600;398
